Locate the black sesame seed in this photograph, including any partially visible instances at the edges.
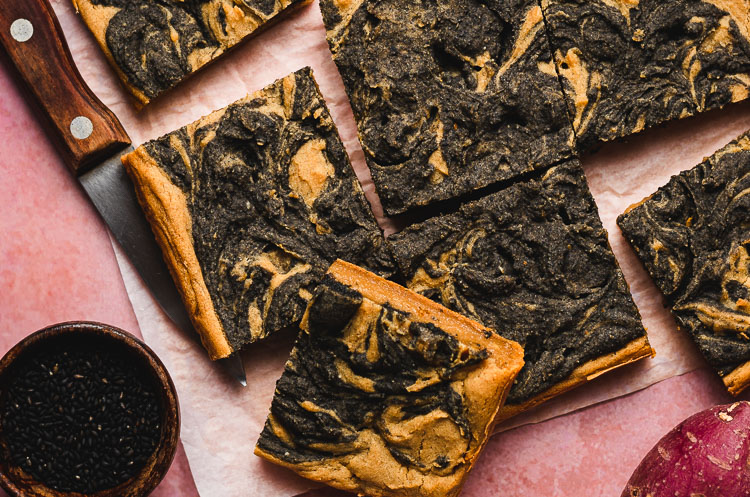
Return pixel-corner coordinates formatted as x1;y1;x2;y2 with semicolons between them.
0;342;163;494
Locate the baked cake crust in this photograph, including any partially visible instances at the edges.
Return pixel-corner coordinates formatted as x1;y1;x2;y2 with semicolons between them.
319;0;575;215
72;0;311;105
390;160;653;416
122;68;394;360
618;131;750;396
496;336;653;423
724;360;750;396
542;0;750;149
122;146;232;360
255;260;524;497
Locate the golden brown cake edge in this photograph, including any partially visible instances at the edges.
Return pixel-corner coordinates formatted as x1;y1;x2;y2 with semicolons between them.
494;335;654;425
121;147;233;360
329;261;525;365
72;0;313;107
723;360;750;396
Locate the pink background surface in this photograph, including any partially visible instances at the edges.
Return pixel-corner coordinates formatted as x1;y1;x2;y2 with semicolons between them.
1;2;749;496
0;59;199;497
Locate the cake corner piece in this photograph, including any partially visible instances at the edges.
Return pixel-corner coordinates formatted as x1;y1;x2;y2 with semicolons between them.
72;0;312;105
724;360;750;396
617;130;750;396
254;260;524;497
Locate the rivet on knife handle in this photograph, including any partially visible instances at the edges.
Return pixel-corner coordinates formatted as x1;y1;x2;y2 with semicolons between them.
0;0;130;174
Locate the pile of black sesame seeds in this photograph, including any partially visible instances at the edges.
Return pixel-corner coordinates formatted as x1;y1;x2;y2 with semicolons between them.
0;342;163;494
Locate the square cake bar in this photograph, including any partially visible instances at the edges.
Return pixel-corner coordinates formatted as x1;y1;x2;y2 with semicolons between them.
618;130;750;395
542;0;750;149
122;68;394;360
319;0;575;215
255;260;524;497
390;160;653;421
72;0;310;105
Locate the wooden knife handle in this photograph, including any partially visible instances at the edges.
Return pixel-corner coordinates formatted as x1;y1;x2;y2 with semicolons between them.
0;0;130;175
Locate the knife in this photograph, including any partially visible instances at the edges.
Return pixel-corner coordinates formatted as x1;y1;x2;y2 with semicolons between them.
0;0;247;386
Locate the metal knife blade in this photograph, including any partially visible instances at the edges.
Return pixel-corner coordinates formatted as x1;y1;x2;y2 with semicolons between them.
79;149;247;387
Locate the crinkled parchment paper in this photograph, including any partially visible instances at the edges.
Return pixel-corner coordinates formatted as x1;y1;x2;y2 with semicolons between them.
50;0;750;495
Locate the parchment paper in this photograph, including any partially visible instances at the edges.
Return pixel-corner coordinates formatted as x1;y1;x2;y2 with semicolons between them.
47;0;750;495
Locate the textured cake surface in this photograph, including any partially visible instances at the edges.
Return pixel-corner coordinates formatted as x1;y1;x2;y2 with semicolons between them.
72;0;309;104
542;0;750;149
390;161;652;409
618;131;750;395
319;0;574;215
122;68;394;359
255;260;524;497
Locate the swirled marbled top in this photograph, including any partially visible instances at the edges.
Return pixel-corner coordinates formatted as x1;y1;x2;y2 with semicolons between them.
618;130;750;394
390;161;651;406
122;69;394;359
255;260;524;497
542;0;750;149
72;0;309;104
319;0;575;215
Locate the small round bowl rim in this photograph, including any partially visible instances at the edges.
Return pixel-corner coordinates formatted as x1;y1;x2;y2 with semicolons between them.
0;321;180;497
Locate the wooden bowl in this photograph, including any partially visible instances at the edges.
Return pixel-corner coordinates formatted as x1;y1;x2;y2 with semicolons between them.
0;322;179;497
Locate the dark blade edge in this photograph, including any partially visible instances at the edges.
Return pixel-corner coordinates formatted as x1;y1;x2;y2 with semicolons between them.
79;147;246;386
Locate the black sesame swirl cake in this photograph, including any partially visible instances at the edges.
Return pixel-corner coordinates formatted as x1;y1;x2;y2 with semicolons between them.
318;0;575;215
618;130;750;395
72;0;311;105
121;68;395;360
255;260;525;497
389;160;654;421
542;0;750;150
